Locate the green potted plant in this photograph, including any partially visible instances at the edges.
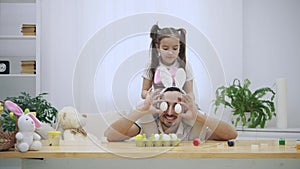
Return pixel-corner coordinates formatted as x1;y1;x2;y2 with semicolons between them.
213;78;276;128
0;92;58;132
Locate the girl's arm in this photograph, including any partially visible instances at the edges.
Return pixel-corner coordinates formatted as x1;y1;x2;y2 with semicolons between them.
141;78;153;99
183;80;195;99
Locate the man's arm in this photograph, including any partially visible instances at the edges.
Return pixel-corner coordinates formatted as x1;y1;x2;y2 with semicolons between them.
104;110;143;142
180;94;237;141
195;113;237;141
104;90;162;142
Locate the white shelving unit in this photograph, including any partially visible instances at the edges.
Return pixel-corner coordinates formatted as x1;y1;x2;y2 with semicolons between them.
0;0;40;100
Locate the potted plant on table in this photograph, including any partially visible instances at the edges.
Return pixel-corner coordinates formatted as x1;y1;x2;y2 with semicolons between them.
0;92;57;150
213;78;276;128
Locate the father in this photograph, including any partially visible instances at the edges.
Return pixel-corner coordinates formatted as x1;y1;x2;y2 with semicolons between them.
104;87;237;141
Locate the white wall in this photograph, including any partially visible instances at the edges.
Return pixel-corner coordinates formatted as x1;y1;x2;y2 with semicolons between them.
39;0;300;128
40;0;243;118
243;0;300;128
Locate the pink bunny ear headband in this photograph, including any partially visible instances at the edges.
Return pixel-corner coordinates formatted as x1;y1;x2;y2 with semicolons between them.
5;100;41;128
154;66;186;114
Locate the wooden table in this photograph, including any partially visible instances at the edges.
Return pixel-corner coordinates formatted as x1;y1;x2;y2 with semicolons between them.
1;140;299;159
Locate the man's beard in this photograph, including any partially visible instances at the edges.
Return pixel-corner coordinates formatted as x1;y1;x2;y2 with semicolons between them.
161;114;179;132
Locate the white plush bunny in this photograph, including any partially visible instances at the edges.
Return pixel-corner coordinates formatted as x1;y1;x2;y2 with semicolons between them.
5;100;42;152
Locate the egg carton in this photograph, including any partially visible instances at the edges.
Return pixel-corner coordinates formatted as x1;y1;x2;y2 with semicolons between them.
135;133;180;147
135;139;181;147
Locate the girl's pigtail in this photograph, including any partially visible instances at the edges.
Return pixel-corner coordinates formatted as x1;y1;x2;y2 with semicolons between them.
150;24;160;45
178;28;187;67
149;24;161;80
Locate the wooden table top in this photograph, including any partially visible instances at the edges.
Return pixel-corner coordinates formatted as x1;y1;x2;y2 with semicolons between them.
0;140;299;159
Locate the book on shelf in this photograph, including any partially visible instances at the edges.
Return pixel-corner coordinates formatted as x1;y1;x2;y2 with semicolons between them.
22;32;36;36
21;60;36;65
21;64;36;69
21;24;36;36
20;70;36;74
21;67;35;71
22;24;36;27
21;67;36;74
21;27;36;33
20;60;36;74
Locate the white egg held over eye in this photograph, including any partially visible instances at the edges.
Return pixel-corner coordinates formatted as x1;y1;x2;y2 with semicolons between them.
174;104;182;114
160;102;168;111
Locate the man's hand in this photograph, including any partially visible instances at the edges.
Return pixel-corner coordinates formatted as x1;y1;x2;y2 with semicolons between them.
179;94;198;120
136;89;162;114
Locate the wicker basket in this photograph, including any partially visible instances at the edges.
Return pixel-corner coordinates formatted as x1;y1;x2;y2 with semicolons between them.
0;131;16;151
0;100;17;151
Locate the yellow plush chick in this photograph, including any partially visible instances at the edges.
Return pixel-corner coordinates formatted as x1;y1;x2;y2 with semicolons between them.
24;108;30;114
9;112;15;119
0;101;3;113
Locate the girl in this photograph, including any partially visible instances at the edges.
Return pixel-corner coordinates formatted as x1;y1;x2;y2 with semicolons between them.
141;24;194;99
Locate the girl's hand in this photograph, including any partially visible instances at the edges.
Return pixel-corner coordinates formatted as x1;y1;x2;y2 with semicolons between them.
179;94;198;120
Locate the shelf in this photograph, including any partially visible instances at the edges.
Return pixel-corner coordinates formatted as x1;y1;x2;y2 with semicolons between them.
0;35;35;39
0;0;35;3
0;74;36;77
0;0;39;99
